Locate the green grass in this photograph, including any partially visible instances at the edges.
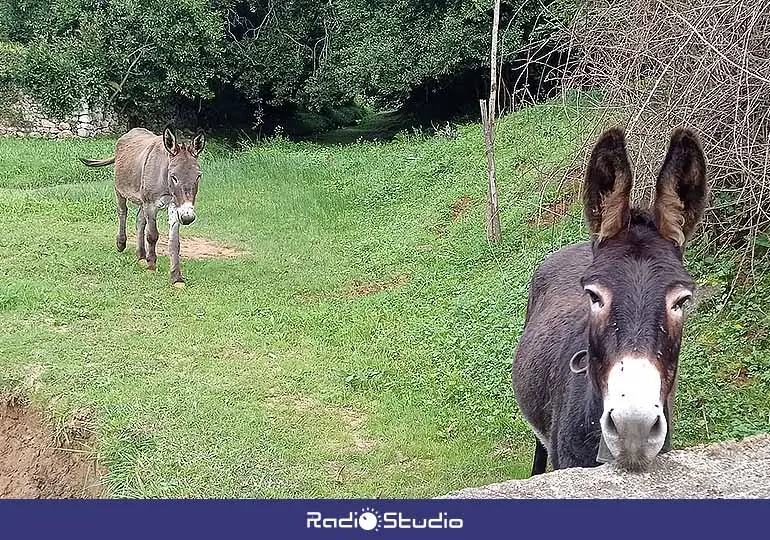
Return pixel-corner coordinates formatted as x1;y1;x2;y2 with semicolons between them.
305;110;418;145
0;102;768;498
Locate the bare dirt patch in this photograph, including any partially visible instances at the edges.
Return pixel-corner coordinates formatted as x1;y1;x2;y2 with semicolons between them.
719;365;751;388
344;274;409;298
429;223;448;237
527;198;571;227
129;235;247;260
429;195;473;237
294;274;409;303
0;402;105;498
527;166;583;227
450;195;472;220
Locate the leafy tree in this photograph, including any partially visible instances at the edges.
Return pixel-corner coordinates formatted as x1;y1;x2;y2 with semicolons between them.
6;0;225;119
2;0;559;128
309;0;494;108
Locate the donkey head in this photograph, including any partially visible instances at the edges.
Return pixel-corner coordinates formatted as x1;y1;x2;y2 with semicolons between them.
581;128;708;470
163;126;206;225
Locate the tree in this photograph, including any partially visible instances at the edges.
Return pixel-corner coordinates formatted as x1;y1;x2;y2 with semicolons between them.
7;0;225;119
3;0;553;128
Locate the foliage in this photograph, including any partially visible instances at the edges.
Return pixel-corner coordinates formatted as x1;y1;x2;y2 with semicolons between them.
305;0;495;108
0;41;20;86
0;0;49;42
1;0;552;125
3;0;226;118
9;37;104;117
80;0;226;119
675;258;770;445
0;41;23;123
220;0;330;106
214;0;522;109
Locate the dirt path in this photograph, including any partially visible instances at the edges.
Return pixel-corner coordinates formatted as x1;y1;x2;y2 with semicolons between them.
128;235;246;260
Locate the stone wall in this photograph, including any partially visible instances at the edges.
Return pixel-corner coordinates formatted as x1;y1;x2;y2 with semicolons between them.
439;433;770;499
0;97;121;139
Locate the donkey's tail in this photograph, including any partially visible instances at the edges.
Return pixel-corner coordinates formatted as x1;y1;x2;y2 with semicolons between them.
79;156;115;167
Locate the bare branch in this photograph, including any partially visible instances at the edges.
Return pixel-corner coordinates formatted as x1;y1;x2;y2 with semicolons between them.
109;41;153;104
515;0;770;252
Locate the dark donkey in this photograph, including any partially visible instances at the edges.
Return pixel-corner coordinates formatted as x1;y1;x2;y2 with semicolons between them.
80;126;205;287
512;128;708;474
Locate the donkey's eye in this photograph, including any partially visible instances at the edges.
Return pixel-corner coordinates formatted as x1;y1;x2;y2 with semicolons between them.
584;286;605;310
671;294;692;313
171;175;179;185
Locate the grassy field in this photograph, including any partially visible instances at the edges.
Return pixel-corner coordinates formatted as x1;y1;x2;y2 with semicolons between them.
0;102;768;498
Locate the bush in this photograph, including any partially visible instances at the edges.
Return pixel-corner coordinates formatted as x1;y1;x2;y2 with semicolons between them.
0;41;23;123
7;0;225;122
325;105;367;127
10;37;104;117
545;0;770;251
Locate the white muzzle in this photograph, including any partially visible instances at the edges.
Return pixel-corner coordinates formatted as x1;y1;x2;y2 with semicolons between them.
178;202;196;225
600;356;667;469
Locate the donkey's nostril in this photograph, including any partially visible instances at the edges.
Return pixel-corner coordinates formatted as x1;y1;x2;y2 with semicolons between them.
605;409;618;436
649;415;663;438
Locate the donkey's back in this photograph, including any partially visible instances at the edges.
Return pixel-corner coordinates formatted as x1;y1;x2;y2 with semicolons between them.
113;128;166;203
115;127;158;156
513;242;592;444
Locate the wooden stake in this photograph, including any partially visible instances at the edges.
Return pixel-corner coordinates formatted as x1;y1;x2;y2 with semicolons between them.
482;0;502;243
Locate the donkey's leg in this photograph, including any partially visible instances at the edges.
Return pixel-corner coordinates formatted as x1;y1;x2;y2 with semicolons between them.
549;424;562;470
115;191;128;252
531;438;548;476
144;204;160;271
167;204;184;285
135;206;147;261
554;421;602;470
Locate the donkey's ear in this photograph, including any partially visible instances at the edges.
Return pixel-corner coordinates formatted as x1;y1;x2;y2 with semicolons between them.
653;129;708;247
163;126;178;155
583;128;633;241
191;131;206;157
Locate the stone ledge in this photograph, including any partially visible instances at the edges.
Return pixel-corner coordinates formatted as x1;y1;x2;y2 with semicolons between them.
439;434;770;499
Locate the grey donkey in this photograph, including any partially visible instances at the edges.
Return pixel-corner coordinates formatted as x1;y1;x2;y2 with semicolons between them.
81;126;205;287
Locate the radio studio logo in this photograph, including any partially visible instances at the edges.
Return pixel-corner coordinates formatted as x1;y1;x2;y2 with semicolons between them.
306;506;464;531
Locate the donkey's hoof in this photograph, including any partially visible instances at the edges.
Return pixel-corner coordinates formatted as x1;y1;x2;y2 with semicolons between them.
172;281;186;289
116;241;127;252
147;263;157;272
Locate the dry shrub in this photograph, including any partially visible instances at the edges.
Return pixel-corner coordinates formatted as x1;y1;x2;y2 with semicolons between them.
513;0;770;253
